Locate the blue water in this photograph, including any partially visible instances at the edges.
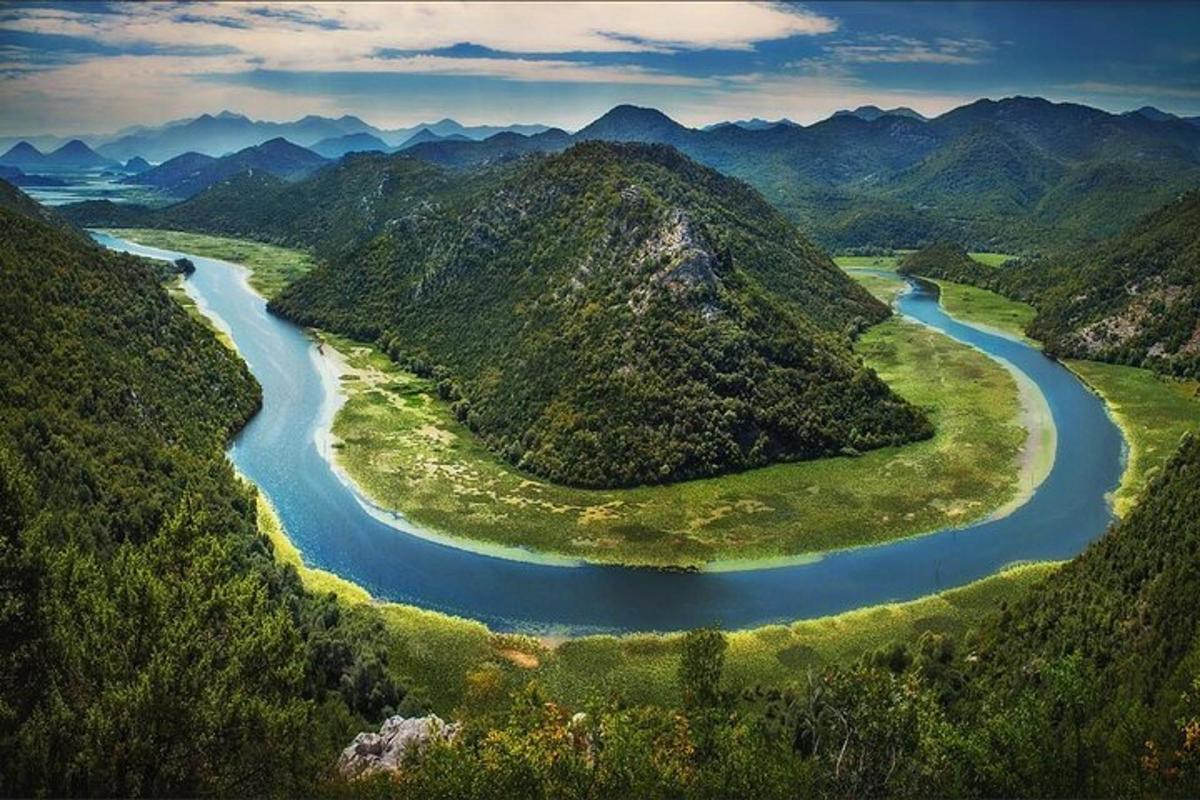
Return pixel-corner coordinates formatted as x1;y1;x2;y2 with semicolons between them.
93;233;1125;634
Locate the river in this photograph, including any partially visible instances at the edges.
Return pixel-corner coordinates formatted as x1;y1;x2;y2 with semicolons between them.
92;232;1125;634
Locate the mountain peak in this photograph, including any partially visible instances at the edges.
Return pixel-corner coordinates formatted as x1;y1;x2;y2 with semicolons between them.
1127;105;1178;122
3;141;43;157
574;105;689;142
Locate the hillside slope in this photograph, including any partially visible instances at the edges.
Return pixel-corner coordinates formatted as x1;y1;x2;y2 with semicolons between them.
124;138;328;198
0;180;411;794
901;192;1200;376
271;142;931;487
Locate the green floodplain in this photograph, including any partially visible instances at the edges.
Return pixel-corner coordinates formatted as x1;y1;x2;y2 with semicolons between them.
109;228;1200;708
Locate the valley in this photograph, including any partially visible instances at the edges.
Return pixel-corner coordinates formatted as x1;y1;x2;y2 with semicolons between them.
4;2;1200;789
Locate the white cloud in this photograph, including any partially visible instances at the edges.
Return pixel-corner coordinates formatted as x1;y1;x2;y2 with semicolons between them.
1062;81;1200;100
826;35;995;65
2;2;837;60
0;1;833;132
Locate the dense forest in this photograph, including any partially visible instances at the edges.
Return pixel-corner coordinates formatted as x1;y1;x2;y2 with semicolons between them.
65;97;1200;255
8;140;1200;793
352;98;1200;253
268;142;932;487
314;435;1200;798
899;190;1200;376
69;142;933;488
0;181;418;795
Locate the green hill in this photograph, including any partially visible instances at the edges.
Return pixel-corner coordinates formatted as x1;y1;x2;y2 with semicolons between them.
901;192;1200;377
884;124;1065;216
270;142;931;487
0;181;410;795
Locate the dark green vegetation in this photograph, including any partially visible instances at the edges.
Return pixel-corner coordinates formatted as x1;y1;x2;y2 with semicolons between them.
8;97;1200;794
340;436;1200;798
274;142;932;487
126;137;328;198
78;142;931;488
899;191;1200;377
64;97;1200;253
359;98;1200;252
0;182;420;795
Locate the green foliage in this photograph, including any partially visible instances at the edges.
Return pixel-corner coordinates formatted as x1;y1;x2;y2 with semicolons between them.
900;192;1200;378
680;629;729;711
269;142;930;488
0;186;409;795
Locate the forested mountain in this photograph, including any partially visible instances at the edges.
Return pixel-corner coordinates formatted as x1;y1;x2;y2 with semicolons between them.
402;127;572;167
124;138;328;198
0;181;416;795
266;142;930;487
900;191;1200;376
51;97;1200;251
342;97;1200;252
310;132;390;159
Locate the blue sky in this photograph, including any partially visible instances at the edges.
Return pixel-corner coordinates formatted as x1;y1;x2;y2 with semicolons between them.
1;1;1198;136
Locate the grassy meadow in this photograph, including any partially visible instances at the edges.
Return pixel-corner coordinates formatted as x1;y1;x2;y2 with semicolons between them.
324;291;1027;566
259;486;1056;711
933;280;1038;341
1065;360;1200;515
104;228;317;299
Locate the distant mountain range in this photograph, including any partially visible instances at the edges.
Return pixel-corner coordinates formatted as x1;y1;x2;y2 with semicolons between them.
371;98;1200;251
37;94;1200;250
831;105;929;122
702;117;801;132
0;112;555;165
0;139;118;171
1123;105;1200;127
123;138;328;198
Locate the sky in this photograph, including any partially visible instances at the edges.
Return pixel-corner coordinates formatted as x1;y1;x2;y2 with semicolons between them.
1;1;1199;136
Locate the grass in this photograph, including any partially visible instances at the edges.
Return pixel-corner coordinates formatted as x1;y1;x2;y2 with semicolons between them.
103;228;317;299
257;482;1057;710
323;288;1026;566
832;254;903;269
843;267;1198;521
968;252;1016;267
1065;360;1200;516
932;280;1038;342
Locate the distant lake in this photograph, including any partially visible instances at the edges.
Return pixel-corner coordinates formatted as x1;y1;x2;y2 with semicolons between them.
23;172;164;206
93;232;1125;635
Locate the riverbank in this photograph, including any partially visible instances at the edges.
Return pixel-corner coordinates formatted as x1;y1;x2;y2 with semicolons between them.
877;265;1200;519
101;228;316;299
254;486;1058;710
114;229;1043;569
1064;360;1200;516
316;310;1028;567
844;268;1055;520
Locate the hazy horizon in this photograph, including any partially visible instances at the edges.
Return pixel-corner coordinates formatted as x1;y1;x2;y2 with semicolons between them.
2;1;1199;138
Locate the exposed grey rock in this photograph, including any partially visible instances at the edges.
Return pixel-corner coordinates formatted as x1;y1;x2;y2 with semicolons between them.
336;714;461;779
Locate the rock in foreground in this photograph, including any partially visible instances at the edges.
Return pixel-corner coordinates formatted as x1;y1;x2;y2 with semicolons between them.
336;715;461;779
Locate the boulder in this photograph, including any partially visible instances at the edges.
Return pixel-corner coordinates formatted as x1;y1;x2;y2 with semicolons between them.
336;714;461;779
